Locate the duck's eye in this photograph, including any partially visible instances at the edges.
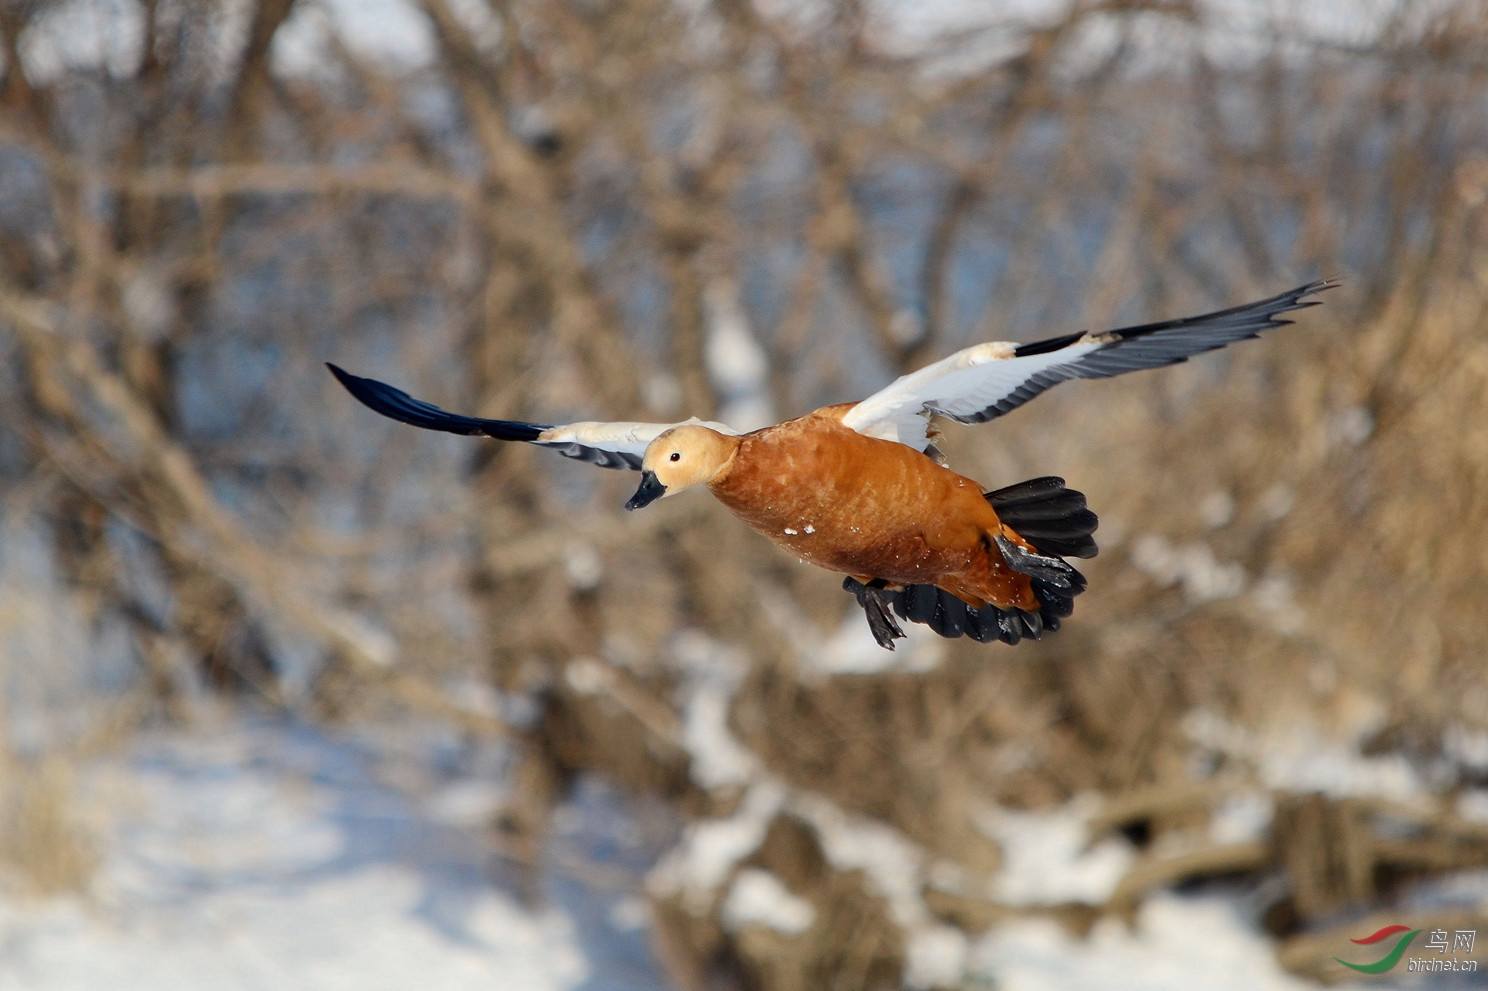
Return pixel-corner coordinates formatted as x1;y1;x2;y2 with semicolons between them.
669;452;681;462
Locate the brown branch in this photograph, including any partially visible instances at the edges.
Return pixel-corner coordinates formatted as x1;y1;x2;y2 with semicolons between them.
2;286;509;738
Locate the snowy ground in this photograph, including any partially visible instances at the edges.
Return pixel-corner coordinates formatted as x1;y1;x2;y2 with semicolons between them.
1;709;1484;990
0;712;670;991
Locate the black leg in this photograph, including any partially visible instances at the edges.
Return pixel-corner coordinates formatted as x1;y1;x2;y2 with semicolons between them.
843;577;907;650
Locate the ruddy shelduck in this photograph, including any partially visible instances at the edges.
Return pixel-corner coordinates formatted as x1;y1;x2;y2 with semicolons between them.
330;280;1331;649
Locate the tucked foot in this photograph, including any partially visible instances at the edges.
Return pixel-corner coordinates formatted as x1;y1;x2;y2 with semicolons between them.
993;533;1078;588
843;577;907;650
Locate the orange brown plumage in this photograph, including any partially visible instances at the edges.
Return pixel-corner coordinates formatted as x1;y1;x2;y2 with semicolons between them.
707;408;1043;610
328;279;1332;649
630;411;1093;647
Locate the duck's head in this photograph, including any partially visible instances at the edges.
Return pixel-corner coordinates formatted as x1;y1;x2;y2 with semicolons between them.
626;425;738;511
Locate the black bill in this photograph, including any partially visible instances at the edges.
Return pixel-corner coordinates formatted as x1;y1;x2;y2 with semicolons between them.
625;470;666;511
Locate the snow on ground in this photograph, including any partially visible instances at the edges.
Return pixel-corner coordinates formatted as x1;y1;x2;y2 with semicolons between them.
972;893;1321;991
0;867;581;991
1184;709;1438;802
978;794;1137;907
970;883;1488;991
0;712;669;991
5;685;1487;991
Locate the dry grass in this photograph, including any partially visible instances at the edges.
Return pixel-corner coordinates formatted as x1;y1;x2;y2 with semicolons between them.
0;757;96;897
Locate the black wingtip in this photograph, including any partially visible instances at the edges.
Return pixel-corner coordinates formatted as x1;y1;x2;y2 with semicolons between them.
1269;278;1337;313
326;362;551;441
325;362;387;410
1294;277;1339;302
325;361;355;387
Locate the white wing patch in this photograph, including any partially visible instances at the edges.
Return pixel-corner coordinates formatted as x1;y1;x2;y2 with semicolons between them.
328;363;745;472
334;283;1328;465
535;417;739;470
840;280;1332;452
841;338;1103;451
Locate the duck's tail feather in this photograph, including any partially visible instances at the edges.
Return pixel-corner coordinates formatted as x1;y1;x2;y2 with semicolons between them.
842;476;1097;649
983;476;1095;634
984;476;1098;559
842;577;1066;648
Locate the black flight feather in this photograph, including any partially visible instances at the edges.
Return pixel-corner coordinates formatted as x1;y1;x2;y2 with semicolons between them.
327;363;551;442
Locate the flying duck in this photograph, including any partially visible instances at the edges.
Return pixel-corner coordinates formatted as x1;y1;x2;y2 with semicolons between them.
329;280;1331;649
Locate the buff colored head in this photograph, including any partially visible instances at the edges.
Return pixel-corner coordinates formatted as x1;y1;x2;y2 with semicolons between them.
625;425;738;510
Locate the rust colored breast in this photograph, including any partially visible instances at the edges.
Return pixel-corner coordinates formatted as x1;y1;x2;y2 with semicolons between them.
708;412;1037;610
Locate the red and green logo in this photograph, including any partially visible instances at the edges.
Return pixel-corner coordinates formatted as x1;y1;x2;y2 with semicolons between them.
1335;925;1421;974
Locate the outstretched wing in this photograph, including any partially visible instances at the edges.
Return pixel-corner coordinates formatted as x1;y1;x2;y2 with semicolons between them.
841;280;1334;451
328;363;736;471
328;363;551;440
